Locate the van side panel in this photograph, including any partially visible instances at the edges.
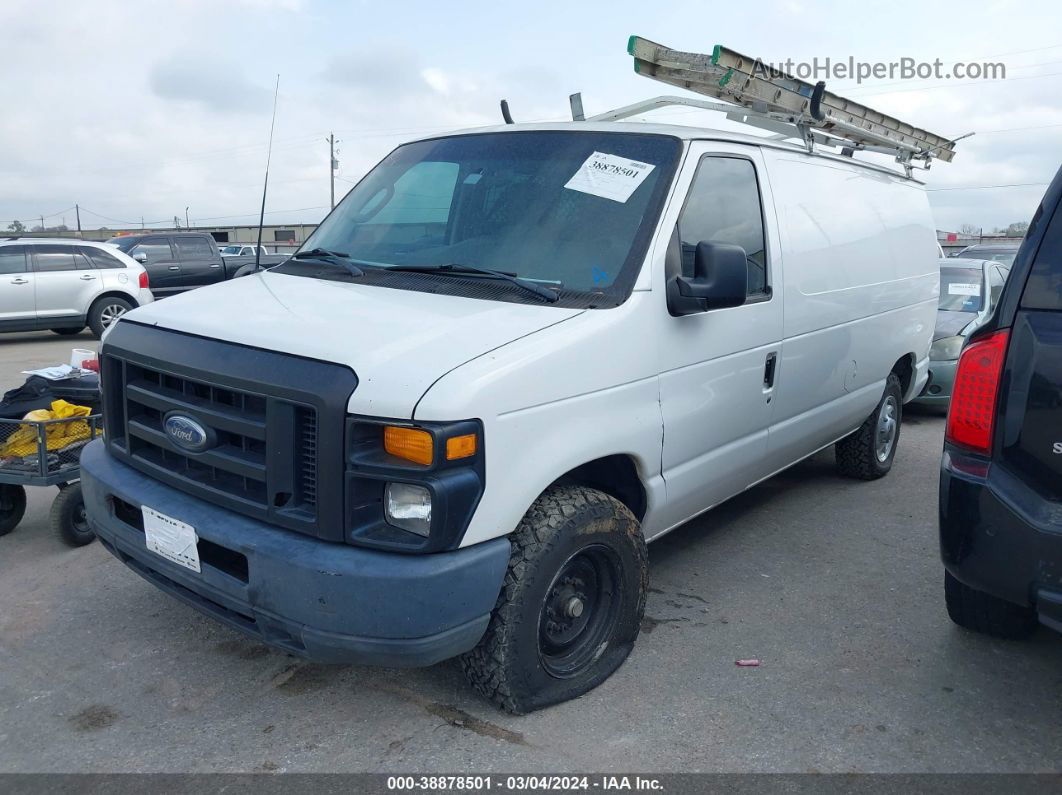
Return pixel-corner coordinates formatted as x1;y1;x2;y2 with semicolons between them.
414;292;668;548
762;151;937;465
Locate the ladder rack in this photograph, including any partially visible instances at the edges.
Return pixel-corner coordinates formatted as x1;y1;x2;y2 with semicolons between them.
606;37;964;174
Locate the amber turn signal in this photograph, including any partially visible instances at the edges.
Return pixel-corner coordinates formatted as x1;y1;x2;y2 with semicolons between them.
445;433;477;461
383;426;434;466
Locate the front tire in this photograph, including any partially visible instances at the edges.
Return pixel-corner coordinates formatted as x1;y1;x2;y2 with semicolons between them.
944;571;1037;639
461;486;648;714
835;372;903;480
87;296;133;338
0;484;27;536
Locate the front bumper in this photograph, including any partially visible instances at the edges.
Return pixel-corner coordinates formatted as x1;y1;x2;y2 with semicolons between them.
939;447;1062;632
914;359;957;406
81;440;510;666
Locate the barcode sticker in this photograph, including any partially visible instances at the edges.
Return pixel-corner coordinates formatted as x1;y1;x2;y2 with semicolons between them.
564;152;655;203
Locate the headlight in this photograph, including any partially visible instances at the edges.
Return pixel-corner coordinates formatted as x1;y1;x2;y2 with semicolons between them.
384;482;432;536
930;335;965;361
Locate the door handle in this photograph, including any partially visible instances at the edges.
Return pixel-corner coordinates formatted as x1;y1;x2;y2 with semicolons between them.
168;265;180;271
10;277;29;284
209;264;221;268
763;352;778;389
80;274;96;280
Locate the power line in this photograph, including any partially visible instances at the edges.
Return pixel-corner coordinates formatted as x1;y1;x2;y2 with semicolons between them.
926;182;1050;192
975;122;1062;135
855;69;1062;97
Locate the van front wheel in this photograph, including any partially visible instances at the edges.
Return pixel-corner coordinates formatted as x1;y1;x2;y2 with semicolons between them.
461;485;648;714
835;373;903;480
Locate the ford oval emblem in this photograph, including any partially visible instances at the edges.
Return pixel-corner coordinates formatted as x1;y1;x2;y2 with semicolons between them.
163;413;214;453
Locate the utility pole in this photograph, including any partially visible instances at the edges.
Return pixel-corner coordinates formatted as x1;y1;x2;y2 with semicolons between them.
327;133;338;209
40;215;44;231
141;216;144;230
185;206;190;230
75;204;81;236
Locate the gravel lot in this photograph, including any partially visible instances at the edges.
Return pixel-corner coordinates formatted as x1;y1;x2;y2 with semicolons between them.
1;329;1060;774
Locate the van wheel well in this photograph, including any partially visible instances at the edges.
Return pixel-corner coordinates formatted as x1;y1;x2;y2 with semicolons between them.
891;354;915;398
551;455;647;522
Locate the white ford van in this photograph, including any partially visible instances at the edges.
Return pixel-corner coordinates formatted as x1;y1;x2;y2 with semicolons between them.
82;46;945;712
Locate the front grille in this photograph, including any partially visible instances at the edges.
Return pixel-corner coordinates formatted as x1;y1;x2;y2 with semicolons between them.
297;407;318;508
100;322;358;542
105;357;318;527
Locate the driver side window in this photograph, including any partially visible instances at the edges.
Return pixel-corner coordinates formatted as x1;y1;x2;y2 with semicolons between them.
678;156;768;297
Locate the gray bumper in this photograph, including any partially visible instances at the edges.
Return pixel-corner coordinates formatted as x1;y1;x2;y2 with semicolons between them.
81;440;510;667
914;359;958;406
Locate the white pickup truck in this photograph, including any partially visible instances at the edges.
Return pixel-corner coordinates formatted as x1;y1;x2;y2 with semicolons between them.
82;45;945;713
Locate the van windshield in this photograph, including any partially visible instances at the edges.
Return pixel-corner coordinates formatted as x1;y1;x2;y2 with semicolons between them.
285;131;681;308
939;267;985;312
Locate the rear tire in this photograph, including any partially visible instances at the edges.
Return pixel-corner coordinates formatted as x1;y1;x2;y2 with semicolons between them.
835;373;903;480
944;571;1037;639
0;484;27;536
51;327;84;336
88;296;133;338
51;482;95;547
461;485;648;714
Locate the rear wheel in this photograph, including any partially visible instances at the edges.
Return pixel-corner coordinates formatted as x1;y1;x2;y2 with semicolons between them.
0;484;27;536
944;571;1037;639
88;296;133;338
51;327;84;336
836;373;903;480
51;482;95;547
461;485;648;714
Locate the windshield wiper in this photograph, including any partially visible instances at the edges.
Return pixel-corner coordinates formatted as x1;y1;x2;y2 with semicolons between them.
384;263;560;303
291;248;365;278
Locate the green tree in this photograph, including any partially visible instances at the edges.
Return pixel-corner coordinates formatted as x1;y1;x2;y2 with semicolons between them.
7;220;25;233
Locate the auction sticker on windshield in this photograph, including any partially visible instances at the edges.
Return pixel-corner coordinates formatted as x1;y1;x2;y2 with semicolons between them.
143;506;201;573
948;282;982;296
564;151;655;203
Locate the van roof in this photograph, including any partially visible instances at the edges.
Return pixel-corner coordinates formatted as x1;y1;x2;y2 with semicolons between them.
411;120;926;184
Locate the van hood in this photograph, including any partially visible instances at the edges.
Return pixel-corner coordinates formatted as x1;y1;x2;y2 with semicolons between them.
123;272;584;418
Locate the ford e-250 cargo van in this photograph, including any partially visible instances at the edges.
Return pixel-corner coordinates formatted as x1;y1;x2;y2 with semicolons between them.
82;40;951;713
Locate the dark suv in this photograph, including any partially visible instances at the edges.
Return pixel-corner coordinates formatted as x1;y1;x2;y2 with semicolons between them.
940;165;1062;637
105;233;232;297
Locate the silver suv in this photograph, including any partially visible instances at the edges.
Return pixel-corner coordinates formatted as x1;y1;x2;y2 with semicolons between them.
0;238;153;338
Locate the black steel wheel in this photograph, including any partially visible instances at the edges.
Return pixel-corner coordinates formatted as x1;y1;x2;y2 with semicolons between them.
461;485;648;714
0;484;27;536
538;545;623;679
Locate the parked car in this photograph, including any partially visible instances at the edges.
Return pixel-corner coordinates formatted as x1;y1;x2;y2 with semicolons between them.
221;244;272;258
956;243;1021;266
914;258;1011;408
82;122;938;713
940;165;1062;639
106;233;248;297
218;246;290;278
0;238;153;337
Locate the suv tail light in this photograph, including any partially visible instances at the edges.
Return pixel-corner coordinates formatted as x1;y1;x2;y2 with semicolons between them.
138;271;149;289
945;329;1009;454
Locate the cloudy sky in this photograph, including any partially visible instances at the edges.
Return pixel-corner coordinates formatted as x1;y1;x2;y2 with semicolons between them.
2;0;1060;234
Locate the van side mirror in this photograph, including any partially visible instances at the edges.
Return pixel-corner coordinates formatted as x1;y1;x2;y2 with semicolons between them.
667;241;748;316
